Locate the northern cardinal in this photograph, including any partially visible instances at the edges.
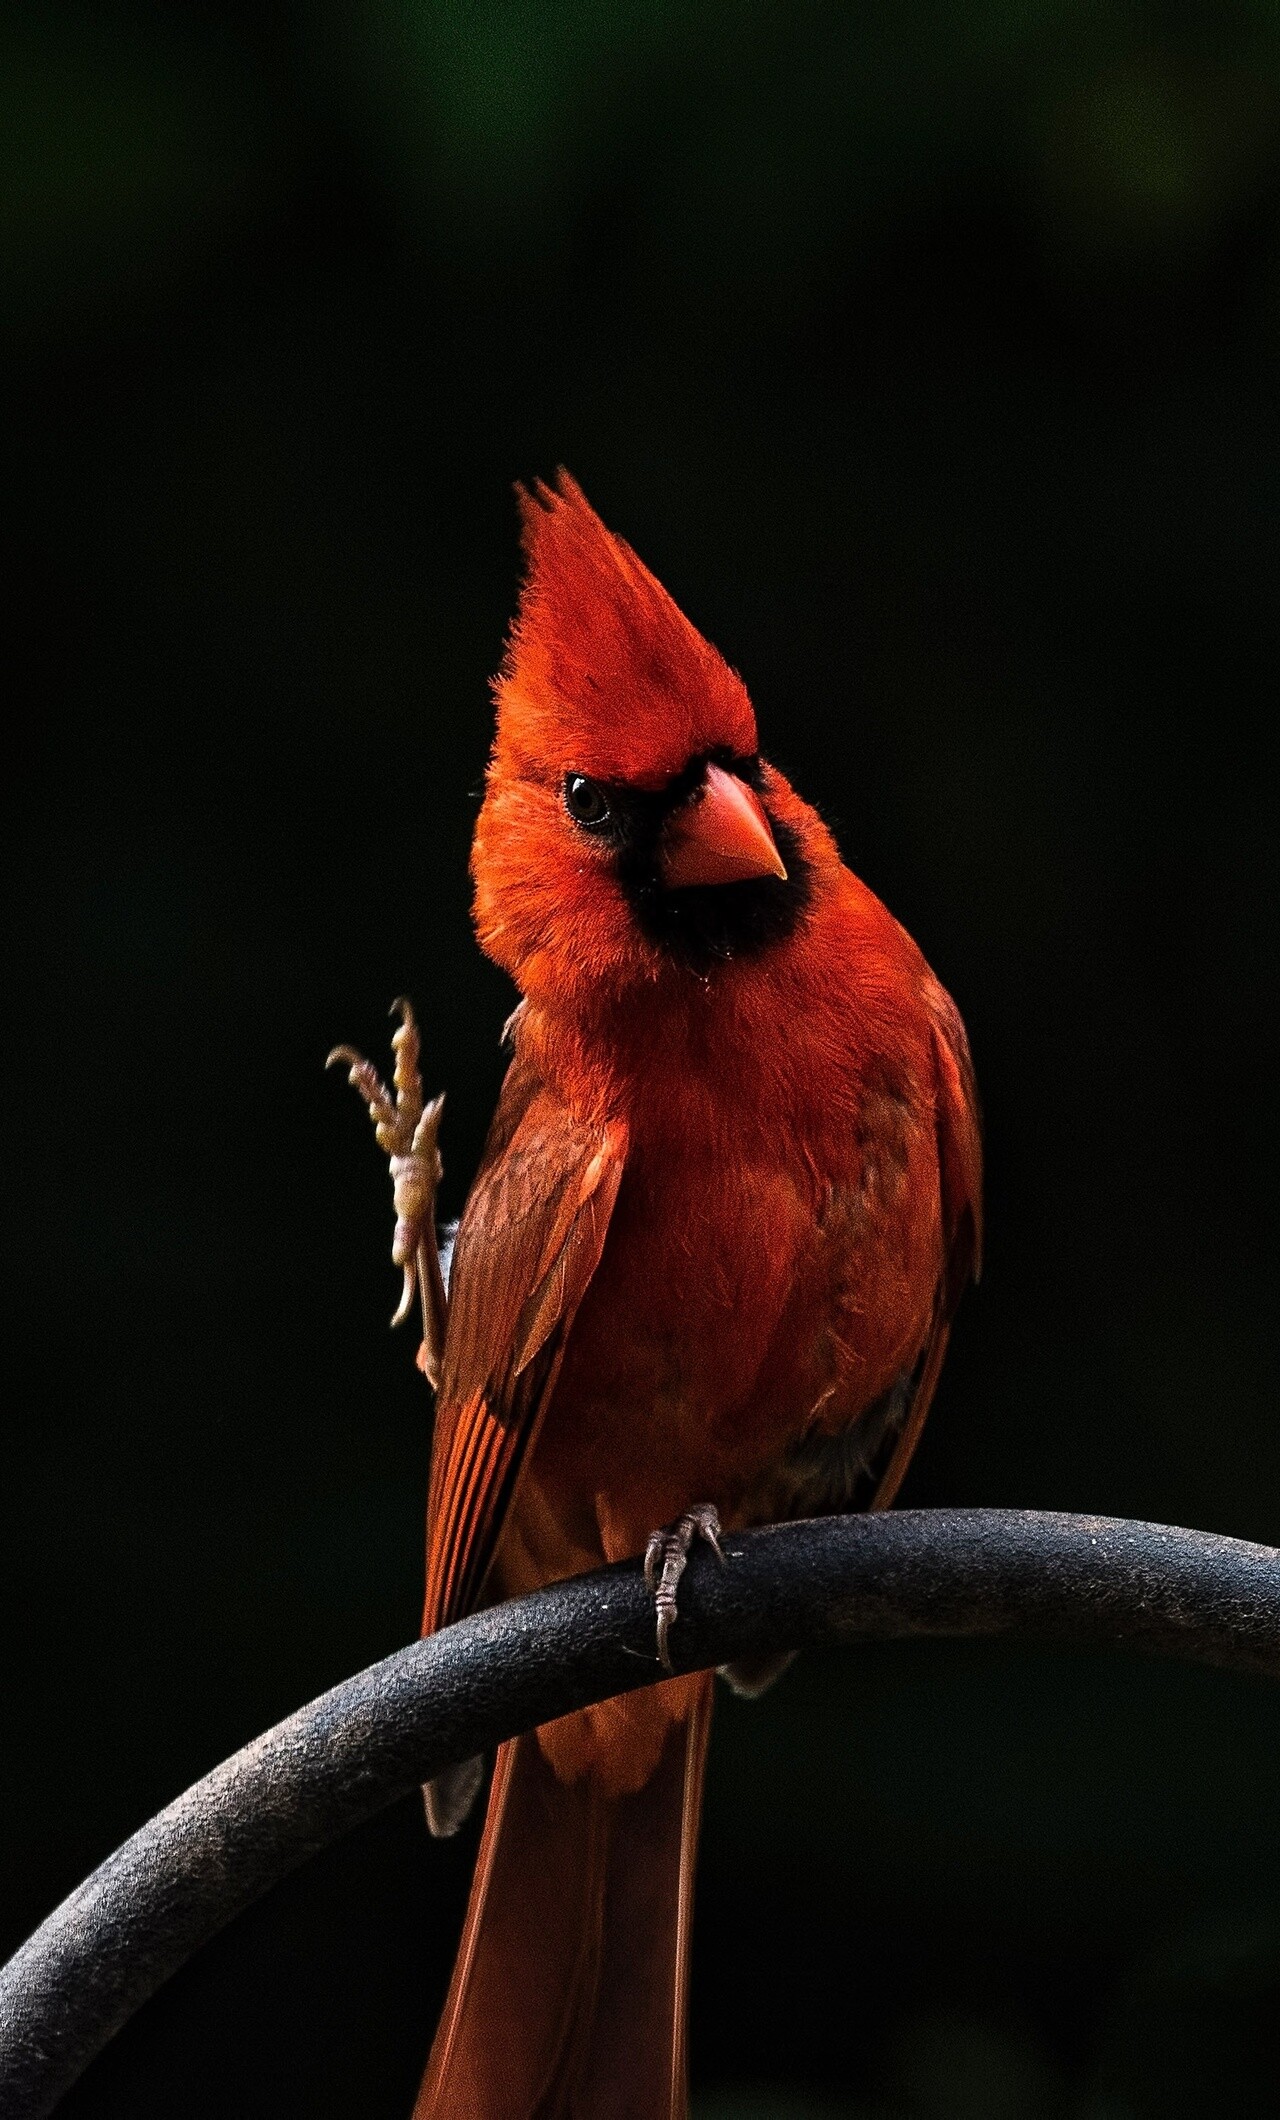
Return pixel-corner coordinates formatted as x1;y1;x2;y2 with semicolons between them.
332;474;981;2120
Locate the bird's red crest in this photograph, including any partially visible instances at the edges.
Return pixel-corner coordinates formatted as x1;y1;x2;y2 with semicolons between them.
494;472;757;788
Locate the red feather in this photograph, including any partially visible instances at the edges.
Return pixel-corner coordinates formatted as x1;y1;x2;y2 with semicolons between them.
497;472;757;790
423;1048;626;1634
412;473;982;2118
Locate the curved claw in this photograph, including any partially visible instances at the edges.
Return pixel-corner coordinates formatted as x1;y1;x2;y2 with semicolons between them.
327;1046;396;1122
391;1256;417;1329
411;1093;446;1158
644;1505;725;1672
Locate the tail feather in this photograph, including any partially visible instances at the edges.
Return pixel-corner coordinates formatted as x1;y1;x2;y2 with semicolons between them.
414;1678;714;2120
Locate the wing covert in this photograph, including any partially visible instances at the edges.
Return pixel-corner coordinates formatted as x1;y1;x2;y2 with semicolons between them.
870;979;983;1509
422;1050;627;1634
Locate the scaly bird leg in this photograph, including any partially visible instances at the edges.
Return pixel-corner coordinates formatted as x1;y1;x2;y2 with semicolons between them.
327;997;448;1386
644;1504;726;1672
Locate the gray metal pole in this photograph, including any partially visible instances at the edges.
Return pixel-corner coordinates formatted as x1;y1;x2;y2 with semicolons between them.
4;1508;1280;2118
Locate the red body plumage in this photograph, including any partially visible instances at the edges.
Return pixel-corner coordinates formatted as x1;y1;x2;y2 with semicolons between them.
411;476;981;2119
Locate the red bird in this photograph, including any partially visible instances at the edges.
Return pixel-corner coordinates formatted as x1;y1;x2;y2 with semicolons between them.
332;474;981;2120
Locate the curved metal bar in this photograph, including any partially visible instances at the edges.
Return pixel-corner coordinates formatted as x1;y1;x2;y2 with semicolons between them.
4;1507;1280;2117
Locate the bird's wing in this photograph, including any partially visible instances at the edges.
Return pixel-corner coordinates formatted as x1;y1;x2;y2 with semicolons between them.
422;1047;627;1634
870;980;983;1510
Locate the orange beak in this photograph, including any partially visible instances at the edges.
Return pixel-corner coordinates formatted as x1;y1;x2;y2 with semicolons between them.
659;762;788;891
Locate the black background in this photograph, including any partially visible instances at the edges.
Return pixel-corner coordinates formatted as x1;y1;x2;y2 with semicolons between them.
5;4;1280;2114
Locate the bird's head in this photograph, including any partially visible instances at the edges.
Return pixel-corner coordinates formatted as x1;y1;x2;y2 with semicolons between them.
473;473;834;1005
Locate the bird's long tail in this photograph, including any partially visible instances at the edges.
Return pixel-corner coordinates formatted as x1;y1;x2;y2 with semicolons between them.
413;1674;714;2120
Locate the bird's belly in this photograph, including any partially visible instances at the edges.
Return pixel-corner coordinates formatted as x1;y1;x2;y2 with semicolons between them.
502;1128;937;1589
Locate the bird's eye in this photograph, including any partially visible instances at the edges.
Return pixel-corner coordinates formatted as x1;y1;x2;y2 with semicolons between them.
564;774;611;827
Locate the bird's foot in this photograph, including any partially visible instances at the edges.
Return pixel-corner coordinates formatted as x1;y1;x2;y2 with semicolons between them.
644;1504;726;1672
327;997;448;1383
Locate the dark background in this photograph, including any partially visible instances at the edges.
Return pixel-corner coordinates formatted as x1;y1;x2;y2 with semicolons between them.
5;4;1280;2115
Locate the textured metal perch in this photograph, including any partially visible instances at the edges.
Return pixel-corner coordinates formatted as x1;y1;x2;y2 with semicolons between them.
4;1506;1280;2118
